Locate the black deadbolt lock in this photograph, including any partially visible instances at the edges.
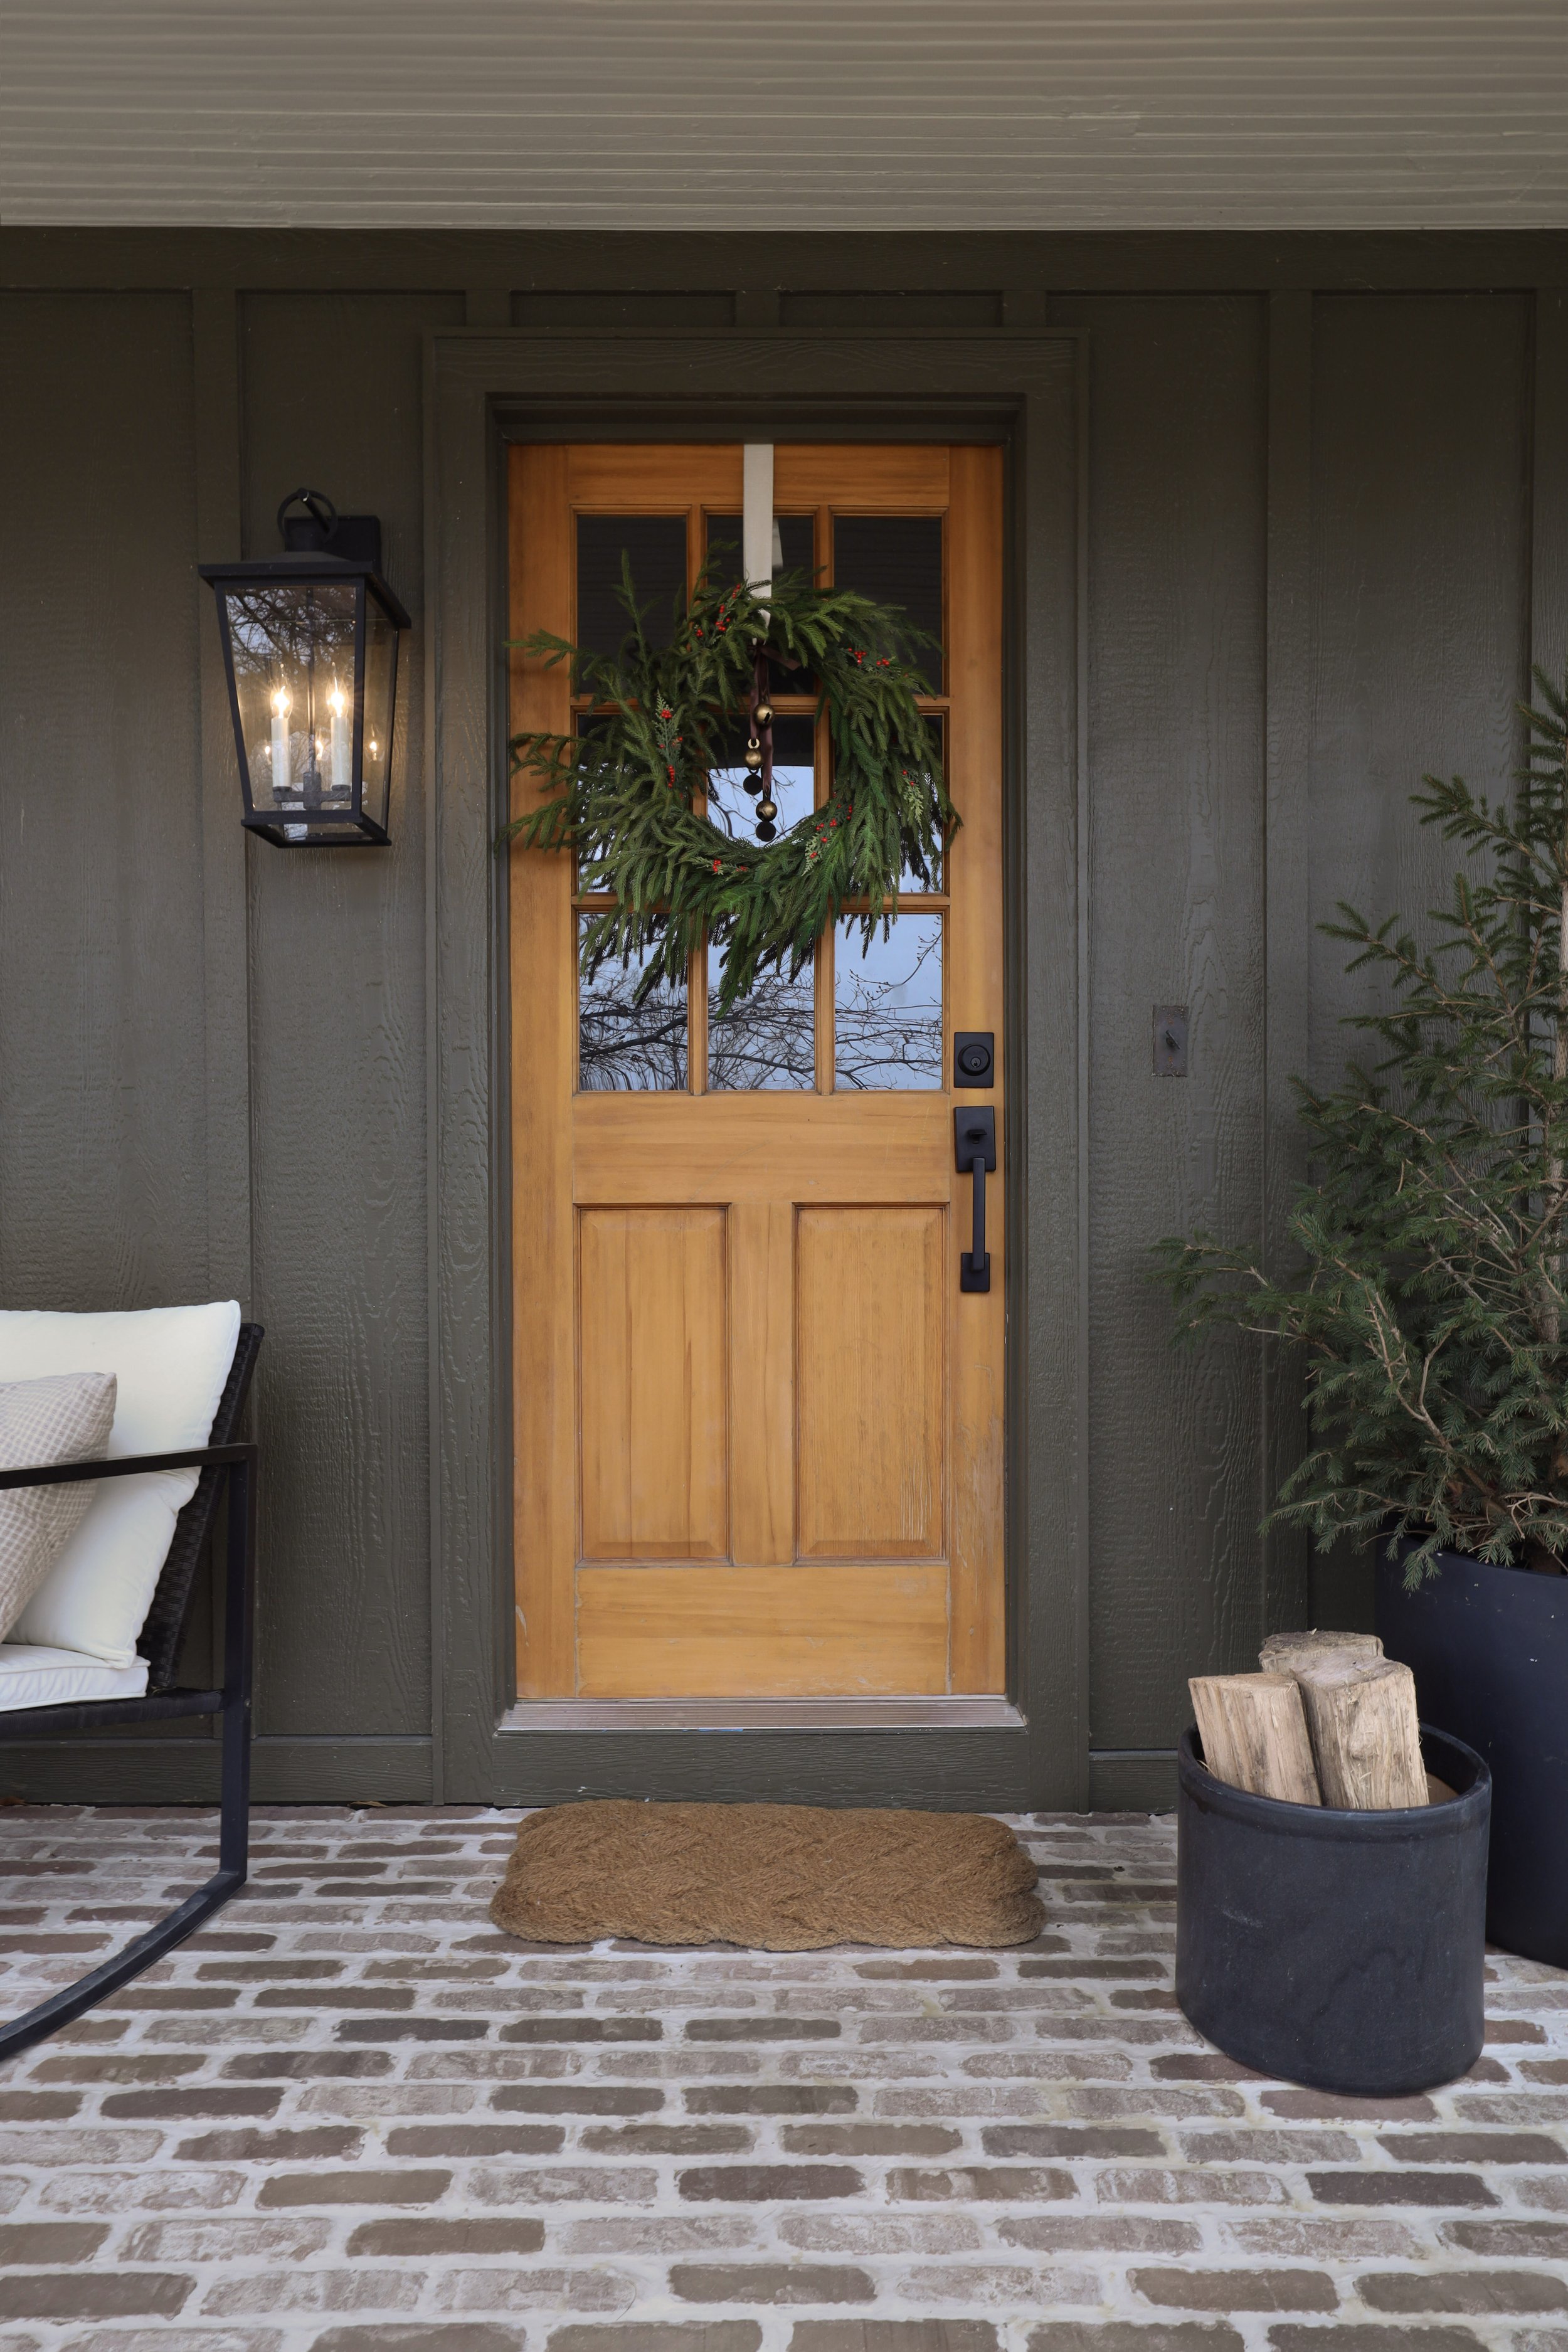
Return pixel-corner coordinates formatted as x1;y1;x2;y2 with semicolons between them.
954;1031;994;1088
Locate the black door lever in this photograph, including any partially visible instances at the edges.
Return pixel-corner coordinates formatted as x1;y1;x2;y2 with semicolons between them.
955;1107;997;1293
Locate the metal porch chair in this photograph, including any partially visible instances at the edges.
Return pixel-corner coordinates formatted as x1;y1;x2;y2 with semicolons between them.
0;1323;262;2062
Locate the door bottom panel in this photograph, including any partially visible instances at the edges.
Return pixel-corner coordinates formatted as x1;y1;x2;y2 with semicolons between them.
575;1560;951;1698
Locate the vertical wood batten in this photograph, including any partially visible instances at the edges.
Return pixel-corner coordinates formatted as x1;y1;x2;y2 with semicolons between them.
432;341;509;1796
1261;291;1313;1638
1532;289;1568;690
1072;327;1093;1806
1012;335;1086;1805
188;282;250;1705
191;285;252;1316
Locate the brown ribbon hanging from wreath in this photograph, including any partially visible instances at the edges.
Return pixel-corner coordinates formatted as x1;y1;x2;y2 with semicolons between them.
744;649;778;840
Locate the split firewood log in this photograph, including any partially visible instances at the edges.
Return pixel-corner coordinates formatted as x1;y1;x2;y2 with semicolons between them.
1293;1656;1428;1809
1189;1673;1322;1805
1259;1628;1383;1677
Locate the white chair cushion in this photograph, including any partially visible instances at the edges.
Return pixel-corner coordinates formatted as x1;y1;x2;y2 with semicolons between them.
0;1372;118;1641
0;1644;149;1711
0;1303;241;1668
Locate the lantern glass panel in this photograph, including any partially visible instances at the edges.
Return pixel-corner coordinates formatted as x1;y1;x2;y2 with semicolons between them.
360;595;399;837
222;580;362;823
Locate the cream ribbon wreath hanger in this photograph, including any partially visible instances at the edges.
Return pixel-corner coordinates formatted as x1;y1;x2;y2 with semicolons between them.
741;443;785;839
743;443;783;608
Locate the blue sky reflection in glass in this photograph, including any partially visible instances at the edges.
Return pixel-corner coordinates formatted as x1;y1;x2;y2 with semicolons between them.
834;913;942;1091
706;714;815;842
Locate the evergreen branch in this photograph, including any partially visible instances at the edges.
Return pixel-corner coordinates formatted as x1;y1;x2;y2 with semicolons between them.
1153;671;1568;1581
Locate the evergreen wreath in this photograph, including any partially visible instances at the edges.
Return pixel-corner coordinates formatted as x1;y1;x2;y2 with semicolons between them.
501;564;955;1013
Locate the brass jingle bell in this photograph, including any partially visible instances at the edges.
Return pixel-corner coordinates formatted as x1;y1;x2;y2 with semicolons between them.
743;739;764;771
753;702;774;728
756;797;778;824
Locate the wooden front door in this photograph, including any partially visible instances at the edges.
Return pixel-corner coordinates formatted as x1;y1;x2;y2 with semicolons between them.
509;442;1005;1701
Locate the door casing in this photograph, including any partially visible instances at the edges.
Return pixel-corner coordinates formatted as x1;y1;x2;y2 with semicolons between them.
425;327;1086;1808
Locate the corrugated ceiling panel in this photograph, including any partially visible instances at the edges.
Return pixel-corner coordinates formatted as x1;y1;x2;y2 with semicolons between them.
3;0;1565;230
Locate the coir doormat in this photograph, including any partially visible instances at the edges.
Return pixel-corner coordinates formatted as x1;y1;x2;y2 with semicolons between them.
488;1799;1044;1950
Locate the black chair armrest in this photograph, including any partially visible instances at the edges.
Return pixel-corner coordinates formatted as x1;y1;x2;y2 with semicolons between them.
0;1443;257;1491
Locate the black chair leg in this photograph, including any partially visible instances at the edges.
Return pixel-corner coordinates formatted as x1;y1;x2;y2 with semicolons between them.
0;1839;245;2063
0;1454;255;2067
0;1708;250;2064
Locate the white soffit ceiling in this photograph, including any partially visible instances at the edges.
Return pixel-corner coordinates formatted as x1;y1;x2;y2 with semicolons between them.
3;0;1565;233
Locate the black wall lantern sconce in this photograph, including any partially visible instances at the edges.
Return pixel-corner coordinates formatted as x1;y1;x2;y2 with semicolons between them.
200;489;411;846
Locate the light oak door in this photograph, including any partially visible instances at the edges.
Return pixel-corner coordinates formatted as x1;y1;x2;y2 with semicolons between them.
509;443;1005;1700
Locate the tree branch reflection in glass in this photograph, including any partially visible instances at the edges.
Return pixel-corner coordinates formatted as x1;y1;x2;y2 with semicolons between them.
577;922;687;1092
709;941;815;1091
834;914;943;1091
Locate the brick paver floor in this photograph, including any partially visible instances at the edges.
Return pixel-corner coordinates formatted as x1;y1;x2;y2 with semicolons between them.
1;1804;1565;2352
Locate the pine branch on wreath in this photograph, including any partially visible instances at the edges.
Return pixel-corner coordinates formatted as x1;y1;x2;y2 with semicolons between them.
499;560;956;1014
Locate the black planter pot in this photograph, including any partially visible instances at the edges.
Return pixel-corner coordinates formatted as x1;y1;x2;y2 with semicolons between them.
1175;1724;1490;2095
1378;1542;1568;1968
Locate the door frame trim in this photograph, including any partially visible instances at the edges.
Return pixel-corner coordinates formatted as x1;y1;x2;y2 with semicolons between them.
425;329;1088;1808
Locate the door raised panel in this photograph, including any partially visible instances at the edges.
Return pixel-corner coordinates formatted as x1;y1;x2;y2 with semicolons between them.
578;1208;728;1561
795;1205;946;1561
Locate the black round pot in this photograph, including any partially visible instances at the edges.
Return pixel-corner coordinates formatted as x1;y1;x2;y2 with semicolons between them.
1378;1542;1568;1968
1175;1724;1490;2095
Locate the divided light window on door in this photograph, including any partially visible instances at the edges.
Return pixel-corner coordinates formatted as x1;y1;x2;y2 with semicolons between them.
509;444;1005;1706
572;502;948;1098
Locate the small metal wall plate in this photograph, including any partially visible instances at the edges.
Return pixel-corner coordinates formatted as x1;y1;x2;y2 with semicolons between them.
1153;1005;1189;1076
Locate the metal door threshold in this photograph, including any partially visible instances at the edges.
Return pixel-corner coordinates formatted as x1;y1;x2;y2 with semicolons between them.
499;1697;1025;1733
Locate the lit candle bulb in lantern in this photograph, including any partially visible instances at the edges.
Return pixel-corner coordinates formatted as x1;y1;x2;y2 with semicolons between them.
327;680;351;799
270;686;292;798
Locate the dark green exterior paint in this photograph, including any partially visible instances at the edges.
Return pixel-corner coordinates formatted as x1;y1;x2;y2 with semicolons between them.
1;231;1564;1813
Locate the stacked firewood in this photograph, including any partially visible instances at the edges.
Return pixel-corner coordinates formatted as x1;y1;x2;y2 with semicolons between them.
1190;1633;1436;1809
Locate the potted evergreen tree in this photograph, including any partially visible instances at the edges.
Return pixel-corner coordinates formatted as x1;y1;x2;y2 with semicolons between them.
1157;674;1568;1968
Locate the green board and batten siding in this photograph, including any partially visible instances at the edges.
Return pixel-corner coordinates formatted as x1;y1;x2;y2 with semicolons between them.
0;233;1559;1809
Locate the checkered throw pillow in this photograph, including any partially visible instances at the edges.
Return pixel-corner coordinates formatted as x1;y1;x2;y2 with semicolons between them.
0;1372;117;1644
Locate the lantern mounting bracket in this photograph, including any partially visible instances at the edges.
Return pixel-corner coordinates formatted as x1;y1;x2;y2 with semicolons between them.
277;485;385;574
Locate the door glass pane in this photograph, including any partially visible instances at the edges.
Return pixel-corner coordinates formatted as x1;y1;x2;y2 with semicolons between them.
707;714;815;842
832;514;944;690
578;922;687;1091
709;943;815;1091
576;516;687;656
706;512;815;583
834;914;943;1091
